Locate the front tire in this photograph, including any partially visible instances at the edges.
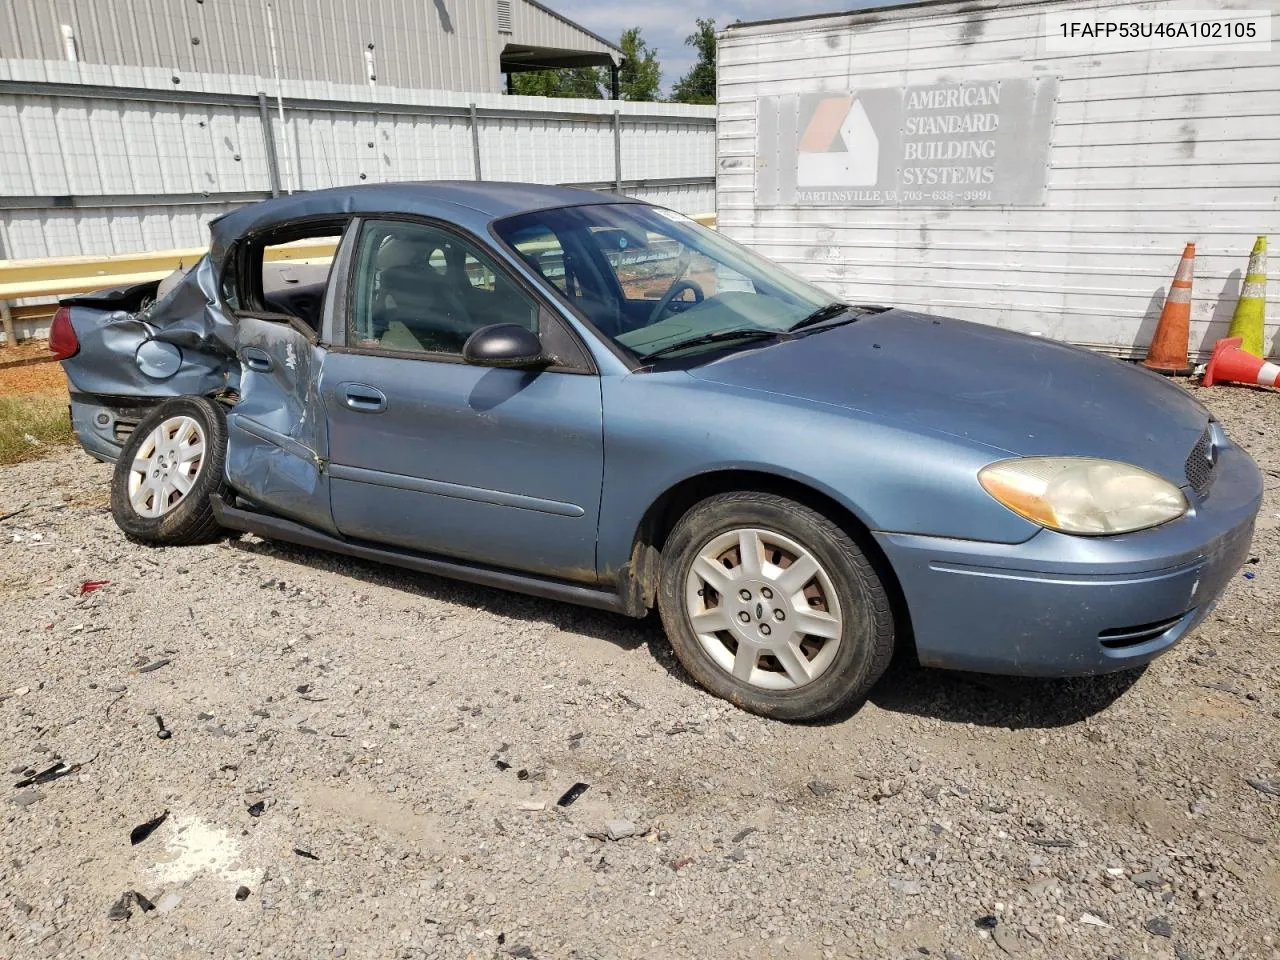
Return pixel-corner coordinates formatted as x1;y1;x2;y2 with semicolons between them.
110;396;230;546
658;492;894;721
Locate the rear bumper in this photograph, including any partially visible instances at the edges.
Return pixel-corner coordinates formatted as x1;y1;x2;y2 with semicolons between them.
68;393;152;464
875;444;1262;676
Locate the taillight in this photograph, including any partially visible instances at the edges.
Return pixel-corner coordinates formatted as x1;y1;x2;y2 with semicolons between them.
49;306;79;359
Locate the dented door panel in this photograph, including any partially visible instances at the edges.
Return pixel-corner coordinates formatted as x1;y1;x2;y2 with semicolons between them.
224;316;337;535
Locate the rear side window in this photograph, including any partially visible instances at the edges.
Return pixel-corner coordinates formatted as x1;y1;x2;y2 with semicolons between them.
259;234;342;330
234;221;347;333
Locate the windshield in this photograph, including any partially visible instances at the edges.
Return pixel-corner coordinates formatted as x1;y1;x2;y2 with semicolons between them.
493;203;838;362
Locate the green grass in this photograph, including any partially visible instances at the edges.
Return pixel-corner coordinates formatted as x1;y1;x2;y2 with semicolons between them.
0;393;75;466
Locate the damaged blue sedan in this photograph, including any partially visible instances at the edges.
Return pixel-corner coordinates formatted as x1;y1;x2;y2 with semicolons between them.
52;183;1262;720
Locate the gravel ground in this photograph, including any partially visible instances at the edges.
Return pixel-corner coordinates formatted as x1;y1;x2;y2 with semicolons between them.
2;383;1278;960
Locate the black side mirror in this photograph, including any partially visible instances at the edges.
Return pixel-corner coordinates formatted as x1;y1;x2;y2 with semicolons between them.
462;323;547;369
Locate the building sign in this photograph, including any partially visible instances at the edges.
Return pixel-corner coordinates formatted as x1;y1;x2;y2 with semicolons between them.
755;77;1057;206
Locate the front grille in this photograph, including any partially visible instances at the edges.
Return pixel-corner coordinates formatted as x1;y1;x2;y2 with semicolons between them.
1098;613;1187;649
1184;427;1215;499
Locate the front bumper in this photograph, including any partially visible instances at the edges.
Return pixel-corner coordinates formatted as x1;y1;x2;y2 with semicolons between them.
875;443;1262;676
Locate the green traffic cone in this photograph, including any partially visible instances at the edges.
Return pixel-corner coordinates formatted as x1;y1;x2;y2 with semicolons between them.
1226;236;1267;357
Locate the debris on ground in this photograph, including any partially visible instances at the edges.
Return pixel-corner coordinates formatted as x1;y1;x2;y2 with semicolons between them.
0;504;30;523
136;658;171;674
1146;917;1174;938
587;819;640;841
556;782;589;807
13;759;80;788
129;810;169;845
293;847;320;861
1245;777;1280;796
79;579;110;595
107;890;155;921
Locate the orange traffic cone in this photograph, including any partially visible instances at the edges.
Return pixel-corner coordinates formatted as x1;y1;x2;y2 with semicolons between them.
1143;243;1196;376
1203;336;1279;389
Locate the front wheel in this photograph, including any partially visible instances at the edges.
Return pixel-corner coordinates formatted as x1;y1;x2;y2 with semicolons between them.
110;396;230;546
658;492;894;721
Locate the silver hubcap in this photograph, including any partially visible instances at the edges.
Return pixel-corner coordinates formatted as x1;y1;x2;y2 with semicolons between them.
127;416;205;518
684;528;843;690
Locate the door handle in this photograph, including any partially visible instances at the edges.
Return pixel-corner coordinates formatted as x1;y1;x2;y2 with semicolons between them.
341;382;387;413
242;347;273;372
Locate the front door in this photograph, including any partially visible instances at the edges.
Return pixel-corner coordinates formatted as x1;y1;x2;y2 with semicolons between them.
322;217;604;581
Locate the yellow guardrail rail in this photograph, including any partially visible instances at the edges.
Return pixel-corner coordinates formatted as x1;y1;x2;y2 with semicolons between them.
0;214;716;304
0;239;339;302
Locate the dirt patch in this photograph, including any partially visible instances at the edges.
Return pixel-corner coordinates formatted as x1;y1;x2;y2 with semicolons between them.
0;338;60;368
0;344;73;466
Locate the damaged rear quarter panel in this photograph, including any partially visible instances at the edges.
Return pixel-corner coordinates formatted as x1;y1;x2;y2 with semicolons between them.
62;257;239;402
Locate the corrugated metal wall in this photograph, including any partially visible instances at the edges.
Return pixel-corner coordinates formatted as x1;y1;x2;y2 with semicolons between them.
0;0;616;95
505;0;616;54
718;0;1279;360
0;60;715;264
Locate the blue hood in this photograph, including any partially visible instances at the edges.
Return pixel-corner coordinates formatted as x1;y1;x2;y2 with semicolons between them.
685;310;1209;484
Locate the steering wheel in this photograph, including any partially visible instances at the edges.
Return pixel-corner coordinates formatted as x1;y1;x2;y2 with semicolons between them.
649;279;705;324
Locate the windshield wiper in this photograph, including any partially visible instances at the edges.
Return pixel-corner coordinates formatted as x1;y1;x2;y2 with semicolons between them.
788;302;854;332
640;328;783;362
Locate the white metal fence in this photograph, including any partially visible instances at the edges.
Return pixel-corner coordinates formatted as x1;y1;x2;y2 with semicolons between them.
0;58;716;265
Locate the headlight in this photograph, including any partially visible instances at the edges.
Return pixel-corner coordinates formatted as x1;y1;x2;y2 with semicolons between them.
978;458;1188;535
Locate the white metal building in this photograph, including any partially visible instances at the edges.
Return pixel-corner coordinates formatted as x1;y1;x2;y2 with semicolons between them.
1;0;622;96
717;0;1279;360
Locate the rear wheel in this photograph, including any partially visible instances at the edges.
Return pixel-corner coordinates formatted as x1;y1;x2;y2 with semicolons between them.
110;396;229;546
658;492;894;721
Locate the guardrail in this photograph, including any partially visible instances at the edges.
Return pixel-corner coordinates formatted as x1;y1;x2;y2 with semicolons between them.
0;213;716;345
0;238;339;302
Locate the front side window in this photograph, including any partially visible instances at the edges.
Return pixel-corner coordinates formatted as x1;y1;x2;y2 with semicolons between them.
495;204;837;361
349;219;538;356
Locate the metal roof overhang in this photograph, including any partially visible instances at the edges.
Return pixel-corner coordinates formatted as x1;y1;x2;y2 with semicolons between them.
501;44;616;73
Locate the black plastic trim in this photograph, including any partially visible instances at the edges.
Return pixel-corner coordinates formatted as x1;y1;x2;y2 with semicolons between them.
210;494;641;617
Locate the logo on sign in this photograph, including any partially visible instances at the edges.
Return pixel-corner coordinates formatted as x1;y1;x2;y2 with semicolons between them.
796;97;879;188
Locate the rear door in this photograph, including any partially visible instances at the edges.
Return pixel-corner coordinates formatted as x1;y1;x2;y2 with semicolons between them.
223;222;353;535
321;217;604;581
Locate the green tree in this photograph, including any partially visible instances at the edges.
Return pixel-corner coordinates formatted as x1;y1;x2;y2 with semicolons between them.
618;27;661;101
670;18;716;104
510;67;605;99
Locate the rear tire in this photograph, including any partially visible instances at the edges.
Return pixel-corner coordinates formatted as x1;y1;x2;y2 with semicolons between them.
110;396;230;546
658;491;894;721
